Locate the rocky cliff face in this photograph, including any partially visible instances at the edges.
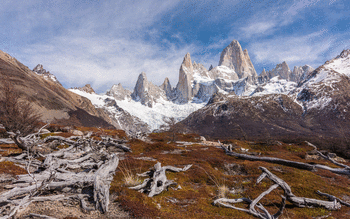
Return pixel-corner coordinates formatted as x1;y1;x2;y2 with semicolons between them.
106;83;132;100
175;53;194;103
258;69;269;83
33;64;61;85
75;84;95;94
267;61;291;80
131;72;166;107
218;40;257;79
160;77;175;100
291;65;314;82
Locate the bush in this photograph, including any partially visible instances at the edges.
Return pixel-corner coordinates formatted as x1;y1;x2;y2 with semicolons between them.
0;77;41;136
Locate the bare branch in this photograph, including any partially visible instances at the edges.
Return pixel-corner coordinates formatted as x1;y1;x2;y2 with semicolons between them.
130;162;191;197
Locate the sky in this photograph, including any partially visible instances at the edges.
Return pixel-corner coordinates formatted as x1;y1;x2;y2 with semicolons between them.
1;0;349;93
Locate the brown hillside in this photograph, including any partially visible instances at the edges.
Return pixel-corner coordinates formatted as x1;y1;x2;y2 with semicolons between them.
0;50;113;128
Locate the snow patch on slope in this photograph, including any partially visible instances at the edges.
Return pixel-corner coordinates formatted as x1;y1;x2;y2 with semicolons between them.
326;55;350;77
70;89;205;131
252;76;297;96
117;98;205;130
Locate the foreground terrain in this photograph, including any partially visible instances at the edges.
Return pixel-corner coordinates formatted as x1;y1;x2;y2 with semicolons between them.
1;125;350;218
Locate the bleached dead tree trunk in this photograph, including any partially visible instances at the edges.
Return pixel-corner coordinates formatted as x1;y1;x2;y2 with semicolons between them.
220;143;350;176
0;128;128;218
214;167;342;219
130;162;192;197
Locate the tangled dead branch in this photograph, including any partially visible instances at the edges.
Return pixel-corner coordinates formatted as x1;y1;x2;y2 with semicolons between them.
214;167;343;219
0;127;129;218
129;162;192;197
220;142;350;176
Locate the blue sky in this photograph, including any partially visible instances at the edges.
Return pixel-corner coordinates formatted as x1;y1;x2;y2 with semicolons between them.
1;0;349;93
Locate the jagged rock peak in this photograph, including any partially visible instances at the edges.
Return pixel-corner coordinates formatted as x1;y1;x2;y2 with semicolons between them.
161;77;171;89
268;61;291;80
260;69;267;77
32;64;60;84
182;53;193;70
218;40;257;79
77;84;95;94
291;65;314;82
339;49;350;58
106;83;132;100
131;72;166;107
161;77;175;100
176;53;194;103
132;72;148;99
33;64;47;74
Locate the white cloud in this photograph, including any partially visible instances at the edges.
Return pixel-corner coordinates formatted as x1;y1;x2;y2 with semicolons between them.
284;0;321;16
249;29;335;67
21;35;197;93
5;0;199;93
240;21;277;38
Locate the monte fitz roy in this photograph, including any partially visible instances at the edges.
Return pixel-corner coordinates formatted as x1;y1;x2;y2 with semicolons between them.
1;39;350;152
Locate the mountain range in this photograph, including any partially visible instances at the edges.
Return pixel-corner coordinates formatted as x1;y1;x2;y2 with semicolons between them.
69;39;317;131
1;40;349;151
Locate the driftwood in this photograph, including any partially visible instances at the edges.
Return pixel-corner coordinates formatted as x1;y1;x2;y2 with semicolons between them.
221;143;350;175
130;162;192;197
214;167;342;219
0;127;127;218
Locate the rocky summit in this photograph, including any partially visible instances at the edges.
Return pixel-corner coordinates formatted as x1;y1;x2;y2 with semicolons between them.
218;40;257;79
33;64;61;85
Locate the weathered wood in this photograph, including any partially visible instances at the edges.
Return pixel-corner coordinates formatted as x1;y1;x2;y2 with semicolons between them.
221;145;315;170
214;184;285;219
221;144;350;176
27;213;57;219
93;154;119;213
0;129;127;218
130;162;192;197
0;138;15;144
316;190;350;207
214;166;343;219
258;167;341;210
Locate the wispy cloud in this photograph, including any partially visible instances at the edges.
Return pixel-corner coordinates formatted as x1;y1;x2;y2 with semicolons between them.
21;34;197;92
240;21;277;38
249;29;335;67
284;0;321;16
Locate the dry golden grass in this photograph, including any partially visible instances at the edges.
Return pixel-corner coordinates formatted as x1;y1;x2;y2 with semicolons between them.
118;162;142;187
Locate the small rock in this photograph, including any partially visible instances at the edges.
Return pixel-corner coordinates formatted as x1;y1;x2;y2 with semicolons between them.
40;128;51;134
71;130;84;136
62;187;72;193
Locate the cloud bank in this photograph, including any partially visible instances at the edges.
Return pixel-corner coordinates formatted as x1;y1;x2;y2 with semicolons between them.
1;0;349;92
